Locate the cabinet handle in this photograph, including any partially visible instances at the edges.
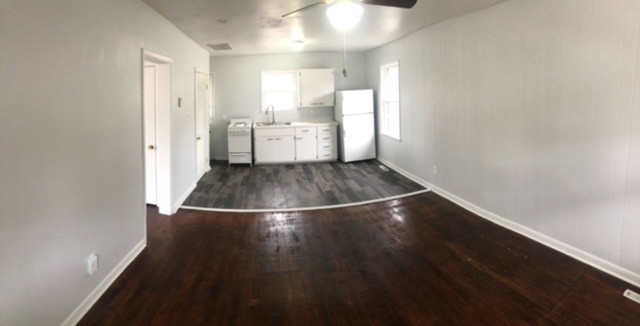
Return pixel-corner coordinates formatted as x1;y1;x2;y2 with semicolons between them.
323;145;330;149
301;130;309;133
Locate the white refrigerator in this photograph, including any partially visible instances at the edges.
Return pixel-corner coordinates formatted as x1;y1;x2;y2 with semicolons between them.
334;90;377;162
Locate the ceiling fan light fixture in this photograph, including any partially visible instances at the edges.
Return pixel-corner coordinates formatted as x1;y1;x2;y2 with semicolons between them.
326;1;364;32
291;40;305;52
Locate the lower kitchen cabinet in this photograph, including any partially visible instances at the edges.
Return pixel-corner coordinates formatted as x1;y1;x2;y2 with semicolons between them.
317;126;337;161
254;127;295;164
253;123;337;164
295;135;317;161
254;134;295;164
295;126;317;161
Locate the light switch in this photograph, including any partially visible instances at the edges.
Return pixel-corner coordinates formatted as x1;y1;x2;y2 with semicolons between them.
87;254;98;276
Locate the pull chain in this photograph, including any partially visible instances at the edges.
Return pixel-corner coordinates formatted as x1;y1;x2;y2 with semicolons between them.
342;32;347;78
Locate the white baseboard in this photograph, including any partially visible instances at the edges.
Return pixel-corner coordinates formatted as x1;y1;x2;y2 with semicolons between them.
61;239;146;326
376;157;431;189
376;157;640;288
172;180;198;214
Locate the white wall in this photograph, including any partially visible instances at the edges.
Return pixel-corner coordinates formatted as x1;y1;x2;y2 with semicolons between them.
209;53;367;159
366;0;640;280
0;0;208;324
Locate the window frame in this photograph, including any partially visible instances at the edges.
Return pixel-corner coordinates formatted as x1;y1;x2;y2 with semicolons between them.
260;70;298;113
379;61;401;141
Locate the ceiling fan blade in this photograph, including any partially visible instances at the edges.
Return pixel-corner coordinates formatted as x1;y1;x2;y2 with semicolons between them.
282;1;333;18
360;0;417;9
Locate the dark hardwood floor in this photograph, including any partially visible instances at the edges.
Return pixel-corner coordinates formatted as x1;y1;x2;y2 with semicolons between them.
80;192;640;325
182;160;427;210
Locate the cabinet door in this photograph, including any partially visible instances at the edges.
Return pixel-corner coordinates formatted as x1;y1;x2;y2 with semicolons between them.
314;69;335;106
295;135;317;161
298;69;335;107
255;136;295;163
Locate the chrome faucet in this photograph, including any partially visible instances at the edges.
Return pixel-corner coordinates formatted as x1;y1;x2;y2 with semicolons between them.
266;105;275;124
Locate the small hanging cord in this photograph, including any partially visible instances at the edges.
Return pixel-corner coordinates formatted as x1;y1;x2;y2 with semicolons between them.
342;32;348;77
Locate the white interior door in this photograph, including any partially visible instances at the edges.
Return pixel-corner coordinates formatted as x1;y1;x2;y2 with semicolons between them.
208;73;215;160
195;70;208;178
144;65;157;205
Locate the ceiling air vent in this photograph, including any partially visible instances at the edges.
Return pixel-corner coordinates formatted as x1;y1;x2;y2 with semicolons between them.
208;43;232;51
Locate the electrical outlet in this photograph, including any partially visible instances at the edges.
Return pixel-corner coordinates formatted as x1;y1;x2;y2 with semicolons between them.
432;165;437;175
87;254;98;276
624;289;640;304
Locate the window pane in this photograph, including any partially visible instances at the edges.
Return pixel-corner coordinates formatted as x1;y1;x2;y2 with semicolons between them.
380;62;400;140
263;72;295;91
388;102;399;139
264;91;294;111
261;70;296;112
387;66;399;101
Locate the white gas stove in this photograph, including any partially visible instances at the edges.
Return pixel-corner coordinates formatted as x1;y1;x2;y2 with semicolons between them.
227;118;253;166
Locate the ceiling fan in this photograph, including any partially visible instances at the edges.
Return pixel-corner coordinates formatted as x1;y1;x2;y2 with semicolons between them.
283;0;417;77
282;0;418;18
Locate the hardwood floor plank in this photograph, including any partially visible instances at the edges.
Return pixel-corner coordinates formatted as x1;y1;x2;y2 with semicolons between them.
79;193;640;325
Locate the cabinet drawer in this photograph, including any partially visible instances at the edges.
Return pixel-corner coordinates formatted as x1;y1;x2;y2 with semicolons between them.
295;127;316;135
317;133;335;142
317;149;337;161
318;126;335;134
229;153;252;164
254;128;294;137
317;141;335;152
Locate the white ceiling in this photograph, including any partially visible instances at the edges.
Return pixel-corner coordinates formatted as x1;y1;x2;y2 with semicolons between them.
142;0;504;56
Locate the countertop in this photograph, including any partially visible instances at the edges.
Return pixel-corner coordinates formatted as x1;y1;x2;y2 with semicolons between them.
253;121;338;129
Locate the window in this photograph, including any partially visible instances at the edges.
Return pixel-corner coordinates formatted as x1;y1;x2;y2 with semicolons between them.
261;70;297;112
380;62;400;141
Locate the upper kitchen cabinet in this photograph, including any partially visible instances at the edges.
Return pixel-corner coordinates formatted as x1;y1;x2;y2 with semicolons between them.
297;69;335;108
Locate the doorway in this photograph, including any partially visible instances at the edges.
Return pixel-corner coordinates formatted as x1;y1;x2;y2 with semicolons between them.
143;50;172;215
195;70;210;179
143;64;157;204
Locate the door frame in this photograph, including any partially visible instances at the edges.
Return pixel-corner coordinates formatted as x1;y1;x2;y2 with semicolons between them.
142;50;172;215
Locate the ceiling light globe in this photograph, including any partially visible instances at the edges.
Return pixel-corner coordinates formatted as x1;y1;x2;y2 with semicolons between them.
291;40;305;52
326;1;364;32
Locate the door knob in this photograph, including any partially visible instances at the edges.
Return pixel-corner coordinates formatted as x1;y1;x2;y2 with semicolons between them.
148;145;155;150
